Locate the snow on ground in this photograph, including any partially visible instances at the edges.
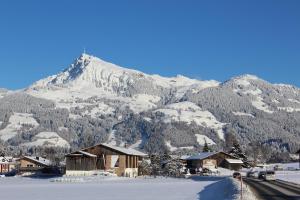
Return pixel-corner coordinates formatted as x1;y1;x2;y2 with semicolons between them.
265;162;300;184
129;140;143;149
288;99;300;104
276;171;300;184
0;113;39;141
107;130;119;146
251;96;274;113
22;132;70;148
129;94;161;112
143;117;152;122
85;102;115;118
0;176;240;200
246;163;300;185
278;107;300;112
165;141;178;151
155;101;226;140
195;134;216;146
232;112;255;118
165;141;194;151
231;75;274;114
232;178;257;200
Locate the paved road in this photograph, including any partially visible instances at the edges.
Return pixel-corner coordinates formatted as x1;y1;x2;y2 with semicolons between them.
244;178;300;200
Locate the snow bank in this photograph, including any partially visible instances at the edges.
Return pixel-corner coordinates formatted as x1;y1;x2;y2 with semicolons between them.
232;178;257;200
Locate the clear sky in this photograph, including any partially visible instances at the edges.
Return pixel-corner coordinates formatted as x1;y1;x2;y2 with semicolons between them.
0;0;300;89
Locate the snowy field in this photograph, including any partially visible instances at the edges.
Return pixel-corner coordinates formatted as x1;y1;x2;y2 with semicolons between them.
0;176;242;200
276;171;300;184
246;162;300;185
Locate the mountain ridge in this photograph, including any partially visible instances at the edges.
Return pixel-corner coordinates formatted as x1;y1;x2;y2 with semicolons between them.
0;54;299;162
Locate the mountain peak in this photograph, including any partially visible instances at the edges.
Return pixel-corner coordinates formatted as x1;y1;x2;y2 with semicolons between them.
235;74;259;80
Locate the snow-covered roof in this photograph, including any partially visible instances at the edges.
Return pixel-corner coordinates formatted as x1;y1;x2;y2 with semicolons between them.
100;143;147;156
0;156;16;164
77;151;97;157
185;152;218;160
23;156;51;167
184;151;236;161
225;159;243;164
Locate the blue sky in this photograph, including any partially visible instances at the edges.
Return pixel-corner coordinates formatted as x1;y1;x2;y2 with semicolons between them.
0;0;299;89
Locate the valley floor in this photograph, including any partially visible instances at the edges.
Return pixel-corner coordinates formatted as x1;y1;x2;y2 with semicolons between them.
0;176;241;200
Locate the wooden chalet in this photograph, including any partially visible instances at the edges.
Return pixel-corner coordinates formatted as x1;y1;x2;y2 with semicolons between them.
66;143;147;177
19;156;51;172
0;156;18;175
184;151;243;172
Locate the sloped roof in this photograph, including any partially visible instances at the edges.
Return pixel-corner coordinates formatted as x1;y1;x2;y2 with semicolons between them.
183;151;237;160
185;152;218;160
225;158;243;164
23;156;51;167
0;156;16;164
100;143;147;156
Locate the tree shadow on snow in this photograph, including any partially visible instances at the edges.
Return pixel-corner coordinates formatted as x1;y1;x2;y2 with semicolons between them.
190;176;227;182
196;177;236;200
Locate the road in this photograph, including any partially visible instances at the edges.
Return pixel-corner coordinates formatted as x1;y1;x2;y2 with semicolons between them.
244;178;300;200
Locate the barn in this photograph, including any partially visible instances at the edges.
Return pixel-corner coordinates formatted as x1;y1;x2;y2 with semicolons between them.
65;143;147;177
184;151;243;172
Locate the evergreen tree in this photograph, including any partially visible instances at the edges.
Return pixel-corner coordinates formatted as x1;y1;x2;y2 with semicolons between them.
149;155;161;177
202;140;211;152
229;141;248;165
138;160;151;176
163;157;184;177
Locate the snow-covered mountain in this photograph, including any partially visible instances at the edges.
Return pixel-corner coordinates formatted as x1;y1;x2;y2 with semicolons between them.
0;54;300;161
27;54;219;113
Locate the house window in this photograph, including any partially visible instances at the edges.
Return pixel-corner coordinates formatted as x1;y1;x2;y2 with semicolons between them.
27;164;33;167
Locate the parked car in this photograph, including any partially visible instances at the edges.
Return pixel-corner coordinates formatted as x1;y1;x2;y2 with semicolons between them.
246;171;255;178
264;170;276;181
258;171;266;179
233;172;241;179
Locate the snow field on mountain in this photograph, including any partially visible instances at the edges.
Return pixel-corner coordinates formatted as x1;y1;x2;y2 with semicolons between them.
155;101;226;140
0;176;241;200
165;140;194;151
232;112;255;118
0;113;39;141
195;134;216;146
232;76;274;113
22;132;70;148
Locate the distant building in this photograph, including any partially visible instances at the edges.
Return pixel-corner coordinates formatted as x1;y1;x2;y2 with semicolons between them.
66;143;147;177
0;156;18;175
19;156;51;172
183;151;243;172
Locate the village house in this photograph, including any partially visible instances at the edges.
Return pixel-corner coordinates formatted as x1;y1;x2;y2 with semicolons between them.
183;151;243;173
65;143;147;177
19;156;51;172
0;156;18;175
